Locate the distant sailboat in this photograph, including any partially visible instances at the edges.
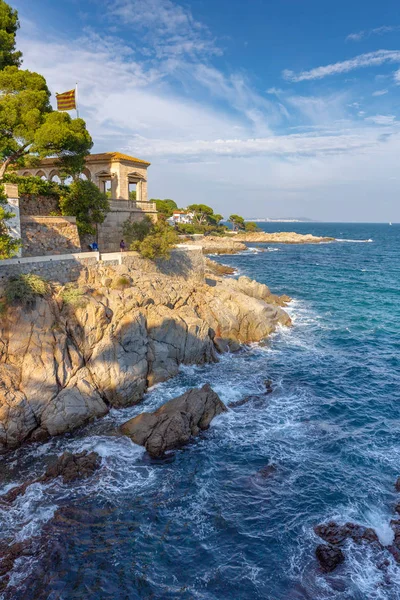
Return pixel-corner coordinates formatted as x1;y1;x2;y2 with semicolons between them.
389;222;393;225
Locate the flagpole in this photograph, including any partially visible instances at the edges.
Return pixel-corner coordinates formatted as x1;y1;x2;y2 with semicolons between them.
75;82;79;118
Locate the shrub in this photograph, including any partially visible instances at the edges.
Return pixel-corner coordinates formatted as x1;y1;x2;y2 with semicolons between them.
122;215;152;245
60;284;88;308
111;276;131;290
245;222;260;232
5;273;49;306
4;174;67;198
59;179;110;236
135;221;178;260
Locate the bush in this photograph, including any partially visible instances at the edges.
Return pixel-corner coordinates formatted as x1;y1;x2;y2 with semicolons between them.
60;284;88;308
59;179;110;236
111;276;131;290
244;222;260;232
4;174;67;197
122;215;152;245
5;273;49;306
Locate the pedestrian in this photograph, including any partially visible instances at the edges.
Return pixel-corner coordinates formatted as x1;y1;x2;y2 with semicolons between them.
120;239;126;252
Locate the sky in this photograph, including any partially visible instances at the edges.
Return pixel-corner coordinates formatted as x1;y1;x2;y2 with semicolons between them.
10;0;400;221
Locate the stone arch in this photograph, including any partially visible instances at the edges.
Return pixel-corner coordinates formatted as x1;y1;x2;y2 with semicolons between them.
36;170;47;180
79;168;91;181
49;169;62;183
22;171;31;177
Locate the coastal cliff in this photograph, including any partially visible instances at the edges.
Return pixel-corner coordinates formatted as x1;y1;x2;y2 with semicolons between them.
0;262;290;453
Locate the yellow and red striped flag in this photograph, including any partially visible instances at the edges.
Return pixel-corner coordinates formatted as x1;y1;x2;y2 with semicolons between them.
56;88;76;111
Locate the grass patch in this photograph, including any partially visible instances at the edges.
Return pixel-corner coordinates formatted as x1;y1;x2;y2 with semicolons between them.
60;284;89;308
0;299;7;316
5;274;50;307
111;276;131;290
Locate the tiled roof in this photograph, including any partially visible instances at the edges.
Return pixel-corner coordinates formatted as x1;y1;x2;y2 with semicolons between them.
26;152;151;167
87;152;151;165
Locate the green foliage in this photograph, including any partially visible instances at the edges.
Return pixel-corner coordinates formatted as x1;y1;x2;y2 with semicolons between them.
0;0;22;70
4;173;66;197
0;66;92;177
122;215;152;245
111;276;131;290
228;214;245;231
244;221;260;232
0;298;6;315
153;198;178;217
60;284;88;308
125;218;178;260
129;189;136;201
0;181;21;259
5;273;49;306
187;203;214;225
59;179;109;236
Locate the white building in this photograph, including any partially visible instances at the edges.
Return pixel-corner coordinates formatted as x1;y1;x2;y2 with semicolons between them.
168;210;194;225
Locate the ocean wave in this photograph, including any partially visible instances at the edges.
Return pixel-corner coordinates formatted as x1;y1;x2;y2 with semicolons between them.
336;238;374;243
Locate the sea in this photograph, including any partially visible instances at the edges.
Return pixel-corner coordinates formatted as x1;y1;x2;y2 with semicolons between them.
1;222;400;600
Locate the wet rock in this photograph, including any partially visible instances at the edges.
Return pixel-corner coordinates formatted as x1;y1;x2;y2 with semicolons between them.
257;464;277;478
395;477;400;492
314;521;381;547
120;384;227;458
42;451;101;483
0;451;101;504
227;396;253;408
316;544;345;573
264;379;273;393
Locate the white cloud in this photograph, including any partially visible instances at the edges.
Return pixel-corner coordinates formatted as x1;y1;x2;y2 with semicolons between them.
283;50;400;82
13;10;400;221
372;89;389;96
365;114;396;125
346;25;400;42
106;0;221;58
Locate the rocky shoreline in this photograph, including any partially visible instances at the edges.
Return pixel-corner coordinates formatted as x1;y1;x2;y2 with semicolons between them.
184;231;334;254
0;260;291;453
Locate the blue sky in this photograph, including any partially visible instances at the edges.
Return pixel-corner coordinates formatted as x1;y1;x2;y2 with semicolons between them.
11;0;400;221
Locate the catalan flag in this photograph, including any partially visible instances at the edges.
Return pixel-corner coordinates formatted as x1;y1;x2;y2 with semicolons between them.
56;88;76;111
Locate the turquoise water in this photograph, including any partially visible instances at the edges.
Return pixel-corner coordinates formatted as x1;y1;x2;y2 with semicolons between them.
2;223;400;599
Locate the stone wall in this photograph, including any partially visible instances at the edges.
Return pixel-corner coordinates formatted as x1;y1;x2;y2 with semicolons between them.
0;246;205;294
21;216;81;257
98;202;157;253
19;194;60;216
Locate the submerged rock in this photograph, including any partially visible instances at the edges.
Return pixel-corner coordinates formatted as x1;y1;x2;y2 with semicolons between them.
315;544;345;573
0;451;101;504
121;384;227;458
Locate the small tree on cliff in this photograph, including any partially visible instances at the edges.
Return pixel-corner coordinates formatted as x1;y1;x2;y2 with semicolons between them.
228;214;245;231
59;180;109;236
244;221;260;232
0;0;22;70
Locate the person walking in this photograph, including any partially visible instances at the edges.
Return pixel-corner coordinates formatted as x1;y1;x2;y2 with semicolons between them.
120;239;126;252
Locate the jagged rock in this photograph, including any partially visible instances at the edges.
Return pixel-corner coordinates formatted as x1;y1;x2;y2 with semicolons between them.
395;477;400;492
314;521;381;547
0;263;290;452
0;451;101;504
316;544;345;572
120;384;227;457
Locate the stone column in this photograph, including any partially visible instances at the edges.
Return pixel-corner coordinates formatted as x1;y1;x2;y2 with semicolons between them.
4;183;22;257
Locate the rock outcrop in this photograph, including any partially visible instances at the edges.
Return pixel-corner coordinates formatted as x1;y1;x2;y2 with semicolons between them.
0;451;101;504
315;544;345;573
0;263;290;452
121;384;227;457
235;232;334;244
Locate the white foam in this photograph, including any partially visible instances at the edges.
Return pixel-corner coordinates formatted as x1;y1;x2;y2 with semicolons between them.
336;238;374;243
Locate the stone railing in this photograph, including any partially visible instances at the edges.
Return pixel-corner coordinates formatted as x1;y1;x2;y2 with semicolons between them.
108;200;157;212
